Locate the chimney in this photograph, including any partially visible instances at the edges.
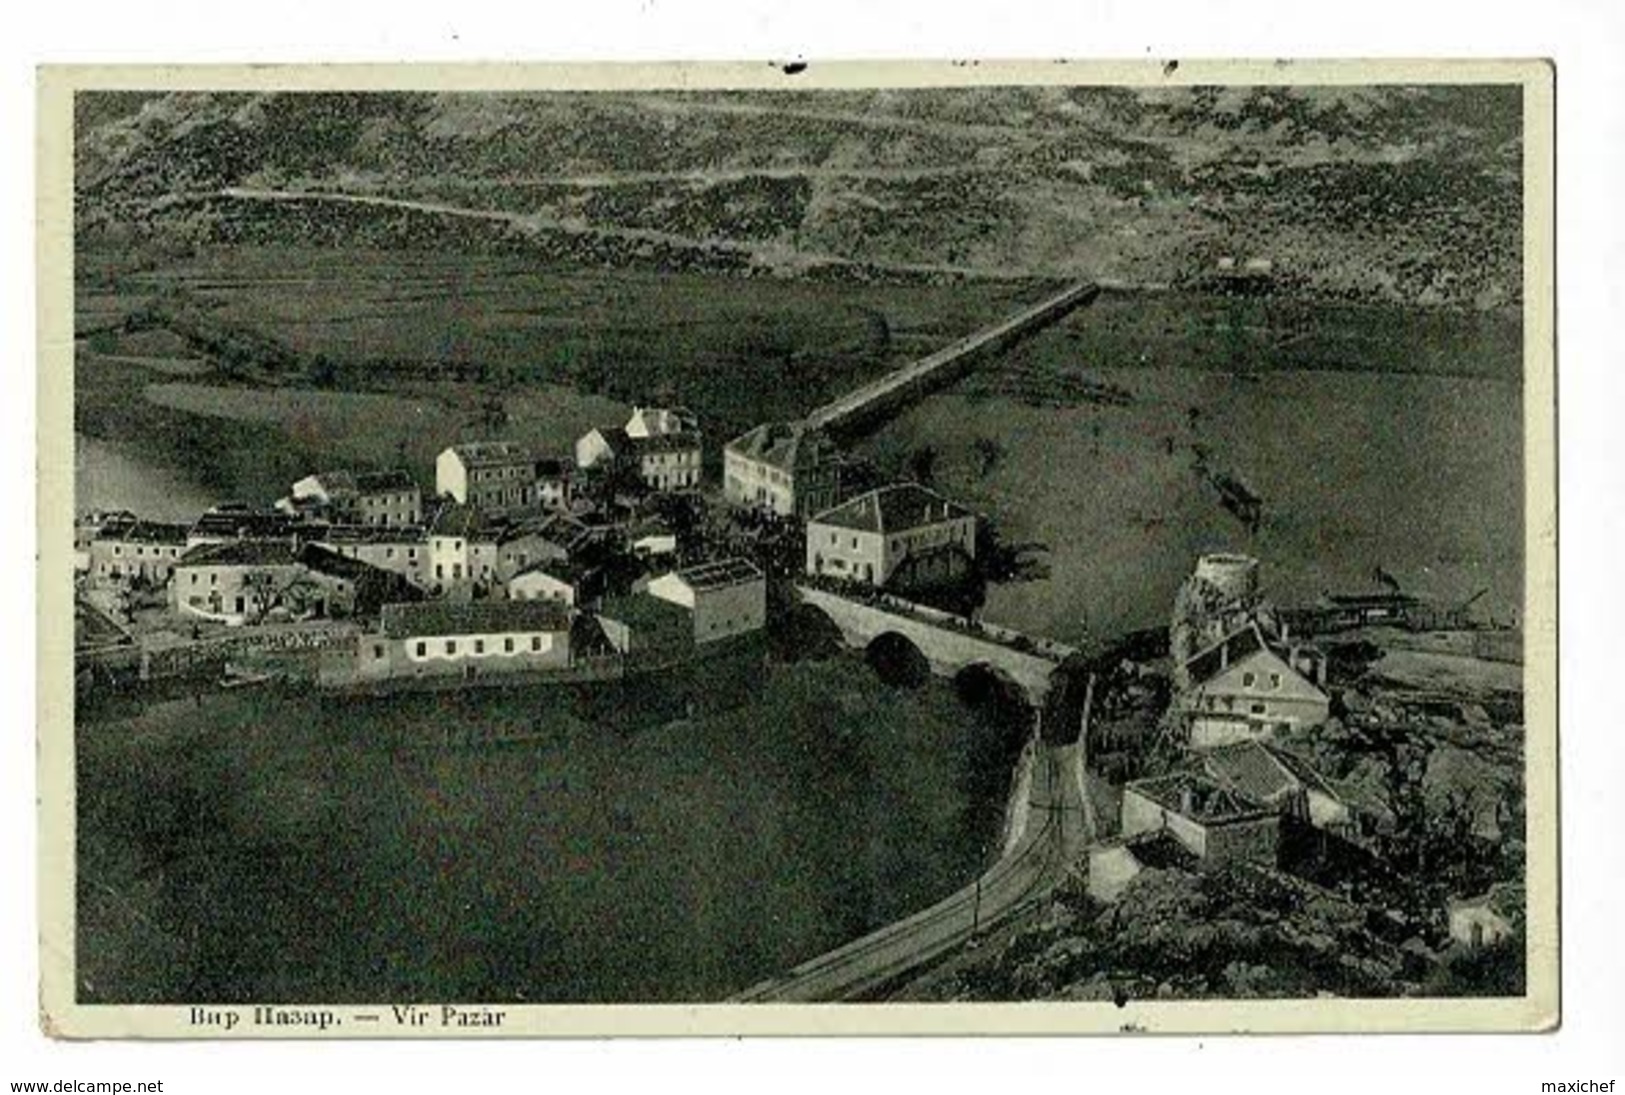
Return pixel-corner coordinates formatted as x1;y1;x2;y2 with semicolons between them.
1179;784;1195;815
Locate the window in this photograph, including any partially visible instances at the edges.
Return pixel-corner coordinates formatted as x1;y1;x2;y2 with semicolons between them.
416;642;427;657
190;574;198;585
1242;672;1256;687
386;547;395;559
1270;672;1282;690
445;640;457;655
475;639;485;654
531;636;542;651
1250;703;1267;715
504;637;514;653
373;644;385;659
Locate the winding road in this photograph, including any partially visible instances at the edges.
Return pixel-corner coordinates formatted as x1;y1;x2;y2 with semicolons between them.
733;736;1092;1003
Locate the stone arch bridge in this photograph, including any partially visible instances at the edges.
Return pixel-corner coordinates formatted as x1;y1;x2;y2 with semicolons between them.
794;585;1078;708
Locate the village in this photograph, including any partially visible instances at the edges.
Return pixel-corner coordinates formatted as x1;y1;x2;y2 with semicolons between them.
73;351;1526;998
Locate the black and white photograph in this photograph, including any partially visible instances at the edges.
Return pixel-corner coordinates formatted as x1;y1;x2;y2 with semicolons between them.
38;60;1555;1037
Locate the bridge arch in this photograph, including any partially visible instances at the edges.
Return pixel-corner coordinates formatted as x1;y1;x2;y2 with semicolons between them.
772;601;846;662
952;661;1030;717
865;631;931;689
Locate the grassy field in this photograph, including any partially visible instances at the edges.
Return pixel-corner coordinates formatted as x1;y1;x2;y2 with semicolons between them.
77;654;1016;1004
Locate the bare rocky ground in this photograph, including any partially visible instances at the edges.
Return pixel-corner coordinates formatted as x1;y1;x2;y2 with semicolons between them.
895;626;1526;1001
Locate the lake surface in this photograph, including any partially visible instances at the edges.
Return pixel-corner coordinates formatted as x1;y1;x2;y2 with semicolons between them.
864;367;1523;644
76;657;1016;1003
74;433;216;521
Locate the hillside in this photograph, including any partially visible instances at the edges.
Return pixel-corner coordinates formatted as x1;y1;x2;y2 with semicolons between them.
75;85;1523;308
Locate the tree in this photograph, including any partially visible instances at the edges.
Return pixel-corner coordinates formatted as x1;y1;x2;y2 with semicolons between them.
972;437;1004;477
238;570;284;625
906;445;939;486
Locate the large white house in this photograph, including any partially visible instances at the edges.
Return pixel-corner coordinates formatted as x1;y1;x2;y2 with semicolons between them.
805;483;977;590
723;421;843;517
1177;623;1330;747
436;442;537;516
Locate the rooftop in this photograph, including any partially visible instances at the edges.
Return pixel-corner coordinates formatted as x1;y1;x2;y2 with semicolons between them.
673;557;763;592
444;441;531;467
94;519;190;545
597;592;694;647
811;482;972;536
299;543;398;582
354;469;417;494
725;420;839;473
1200;740;1335;806
1125;771;1276;825
380;599;569;639
1182;623;1269;685
317;524;427;545
177;539;302;569
190;510;302;539
429;504;494;539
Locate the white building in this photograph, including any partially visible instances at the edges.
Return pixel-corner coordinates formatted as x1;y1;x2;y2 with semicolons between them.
805;483;976;590
644;558;766;645
723;421;843;518
436;441;537;516
1178;623;1330;747
427;504;500;596
352;601;573;682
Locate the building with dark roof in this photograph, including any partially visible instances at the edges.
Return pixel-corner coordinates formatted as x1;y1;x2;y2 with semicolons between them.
289;468;422;527
577;418;703;494
723;421;844;518
310;524;430;589
187;509;303;548
805;482;977;591
299;544;421;618
427;504;502;596
1120;770;1281;866
595;593;695;660
1177;623;1330;748
172;540;306;625
644;558;766;645
436;441;539;517
352;599;573;683
87;519;191;586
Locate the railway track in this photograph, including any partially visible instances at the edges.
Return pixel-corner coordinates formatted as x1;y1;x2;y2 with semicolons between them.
732;739;1077;1003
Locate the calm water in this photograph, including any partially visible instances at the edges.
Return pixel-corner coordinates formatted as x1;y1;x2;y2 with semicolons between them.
76;657;1016;1003
75;433;215;520
865;367;1523;644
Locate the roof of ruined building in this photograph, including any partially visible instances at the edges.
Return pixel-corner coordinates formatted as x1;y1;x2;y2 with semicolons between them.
1124;771;1276;825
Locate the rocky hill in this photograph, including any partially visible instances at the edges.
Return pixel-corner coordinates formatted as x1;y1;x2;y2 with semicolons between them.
76;85;1522;307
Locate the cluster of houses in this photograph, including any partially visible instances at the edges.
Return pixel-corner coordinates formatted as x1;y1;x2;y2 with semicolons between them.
77;401;993;688
1086;553;1387;902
